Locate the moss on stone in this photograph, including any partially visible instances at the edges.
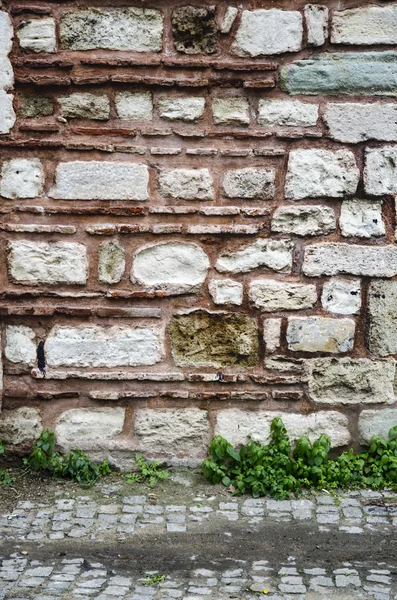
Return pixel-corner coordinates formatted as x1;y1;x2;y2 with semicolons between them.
19;95;54;118
172;6;217;55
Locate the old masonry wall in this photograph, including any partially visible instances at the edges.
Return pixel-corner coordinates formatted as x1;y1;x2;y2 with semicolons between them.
1;0;397;468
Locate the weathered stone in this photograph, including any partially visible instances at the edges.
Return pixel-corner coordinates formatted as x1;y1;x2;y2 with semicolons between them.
157;96;205;122
359;409;397;445
215;409;351;448
98;241;125;285
287;317;355;353
0;90;15;134
220;7;238;34
367;280;397;357
0;11;13;57
263;318;282;353
172;6;217;55
222;168;275;200
340;199;384;239
212;98;250;126
305;5;328;46
169;310;258;368
216;240;293;274
60;8;163;52
115;92;152;121
49;161;149;200
365;146;397;196
60;93;110;120
17;18;56;53
209;279;243;306
5;325;36;366
46;325;163;367
0;56;13;91
19;95;53;118
271;205;335;236
56;408;125;452
232;9;302;57
285;149;359;200
258;100;318;127
324;103;397;143
0;407;42;446
159;168;213;200
331;5;397;45
249;280;317;312
132;242;209;294
8;241;88;285
280;52;397;96
303;243;397;278
307;358;395;405
321;278;361;316
0;158;43;199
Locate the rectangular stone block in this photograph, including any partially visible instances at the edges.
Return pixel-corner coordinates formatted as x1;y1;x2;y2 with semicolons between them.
307;358;396;405
324;103;397;143
0;90;15;134
8;240;87;285
115;92;152;121
271;205;335;236
216;240;293;274
305;5;328;47
60;8;163;52
258;100;318;127
1;159;44;199
0;407;42;446
340;199;384;239
159;168;214;200
17;17;56;53
303;243;397;278
59;93;110;120
232;9;302;56
212;98;250;126
222;168;275;200
359;409;397;445
367;280;397;357
365;147;397;195
158;96;205;122
45;325;163;367
287;317;355;353
249;280;317;312
331;5;397;45
5;325;36;366
49;161;149;200
55;408;125;453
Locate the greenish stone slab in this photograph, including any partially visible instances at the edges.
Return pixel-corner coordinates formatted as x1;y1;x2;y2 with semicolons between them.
280;52;397;95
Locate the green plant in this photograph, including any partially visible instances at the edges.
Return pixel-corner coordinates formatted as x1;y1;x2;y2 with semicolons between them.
125;454;168;488
142;573;166;586
0;441;14;486
202;417;397;499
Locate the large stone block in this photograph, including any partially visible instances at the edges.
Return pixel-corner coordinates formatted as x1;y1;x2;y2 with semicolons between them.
215;409;351;448
321;278;361;316
340;199;384;239
232;9;303;57
159;168;214;200
8;241;88;285
56;408;125;452
263;318;282;354
249;280;317;312
17;18;56;53
271;205;335;236
171;6;217;55
60;8;163;52
216;240;293;274
285;149;359;200
0;408;42;446
169;310;258;368
59;93;110;120
258;100;318;127
287;317;355;353
20;95;53;118
0;11;13;56
0;90;16;134
212;98;250;126
209;279;243;306
222;168;275;200
303;243;397;278
365;147;397;196
367;280;397;357
5;326;36;366
305;5;328;47
157;96;205;122
359;409;397;445
0;55;13;92
115;92;153;121
307;358;396;405
0;159;44;199
98;241;126;285
324;103;397;143
46;325;163;368
49;161;149;200
132;242;209;294
331;5;397;45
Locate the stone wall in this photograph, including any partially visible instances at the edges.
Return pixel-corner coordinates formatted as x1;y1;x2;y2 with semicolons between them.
1;0;397;467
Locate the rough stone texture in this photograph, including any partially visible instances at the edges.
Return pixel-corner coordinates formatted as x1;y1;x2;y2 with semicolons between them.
271;205;335;237
17;18;56;53
249;280;317;312
321;278;361;316
340;199;385;239
171;6;217;55
59;93;110;120
60;8;163;52
159;168;213;200
232;9;303;57
55;408;125;452
263;318;282;354
0;158;43;199
287;317;355;354
46;326;163;367
305;5;328;47
285;150;359;200
169;310;258;368
0;90;15;133
0;407;42;446
132;242;209;294
258;100;318;127
49;161;149;200
157;96;205;122
324;103;397;143
215;409;351;448
212;98;250;126
303;243;397;278
222;168;275;200
209;279;243;306
8;241;88;285
307;358;396;405
19;95;53;118
220;7;238;34
216;240;293;274
367;280;397;357
332;5;397;45
359;409;397;445
115;92;153;121
0;10;13;57
5;325;36;366
98;241;126;285
365;146;397;196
